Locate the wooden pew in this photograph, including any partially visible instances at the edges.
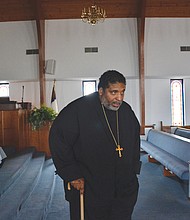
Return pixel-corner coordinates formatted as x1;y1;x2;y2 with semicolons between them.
160;121;190;133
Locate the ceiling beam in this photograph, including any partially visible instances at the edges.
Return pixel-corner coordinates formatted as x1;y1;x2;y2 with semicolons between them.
137;0;146;134
1;0;190;22
33;0;46;106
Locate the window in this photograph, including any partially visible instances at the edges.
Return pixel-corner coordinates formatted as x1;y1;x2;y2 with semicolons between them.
82;81;96;96
170;79;184;126
0;83;9;97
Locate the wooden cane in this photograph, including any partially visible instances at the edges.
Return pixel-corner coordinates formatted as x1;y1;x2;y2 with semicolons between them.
80;192;84;220
68;182;84;220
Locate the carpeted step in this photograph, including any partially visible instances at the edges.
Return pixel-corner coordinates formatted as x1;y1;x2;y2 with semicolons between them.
46;175;70;220
16;159;56;220
2;146;17;157
0;147;36;198
0;152;45;220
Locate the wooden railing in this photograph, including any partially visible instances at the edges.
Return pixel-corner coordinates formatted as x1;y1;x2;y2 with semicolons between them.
160;121;190;133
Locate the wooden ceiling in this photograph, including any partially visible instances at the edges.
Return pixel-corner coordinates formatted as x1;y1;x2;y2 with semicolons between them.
1;0;190;22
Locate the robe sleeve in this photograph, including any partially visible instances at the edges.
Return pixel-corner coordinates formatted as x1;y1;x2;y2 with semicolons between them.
134;139;142;174
49;104;83;182
134;119;142;174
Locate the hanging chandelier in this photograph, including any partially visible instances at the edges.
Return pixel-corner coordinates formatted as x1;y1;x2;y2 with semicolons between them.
81;5;106;25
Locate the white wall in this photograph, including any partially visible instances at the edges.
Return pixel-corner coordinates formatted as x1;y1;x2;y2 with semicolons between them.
145;79;171;129
144;18;190;127
124;79;140;121
1;18;190;128
0;21;38;81
46;80;83;109
145;18;190;78
45;18;139;80
9;81;40;108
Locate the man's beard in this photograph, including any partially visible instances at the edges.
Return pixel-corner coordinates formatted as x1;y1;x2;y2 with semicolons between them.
101;97;122;111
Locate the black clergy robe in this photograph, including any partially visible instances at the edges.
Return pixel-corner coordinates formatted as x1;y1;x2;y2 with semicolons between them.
49;91;141;209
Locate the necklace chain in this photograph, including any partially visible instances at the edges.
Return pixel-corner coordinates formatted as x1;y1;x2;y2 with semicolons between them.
101;104;120;147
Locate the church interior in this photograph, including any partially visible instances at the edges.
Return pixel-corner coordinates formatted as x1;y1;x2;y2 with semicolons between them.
0;1;190;219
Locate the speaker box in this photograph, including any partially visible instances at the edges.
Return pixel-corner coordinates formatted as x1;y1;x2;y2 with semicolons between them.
45;59;56;75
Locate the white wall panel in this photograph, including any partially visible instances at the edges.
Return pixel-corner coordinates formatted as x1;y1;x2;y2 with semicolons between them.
145;18;190;78
45;18;139;80
145;79;171;129
0;21;38;80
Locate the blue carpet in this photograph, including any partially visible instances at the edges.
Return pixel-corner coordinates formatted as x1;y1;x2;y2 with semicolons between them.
46;175;70;220
2;146;16;157
133;152;190;220
0;147;36;198
0;150;190;220
0;152;45;220
17;159;56;220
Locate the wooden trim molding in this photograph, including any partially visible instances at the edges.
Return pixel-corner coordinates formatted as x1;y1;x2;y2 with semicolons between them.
137;0;146;134
33;0;46;106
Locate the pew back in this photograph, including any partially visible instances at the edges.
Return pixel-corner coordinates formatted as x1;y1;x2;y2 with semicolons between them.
174;128;190;139
147;129;190;163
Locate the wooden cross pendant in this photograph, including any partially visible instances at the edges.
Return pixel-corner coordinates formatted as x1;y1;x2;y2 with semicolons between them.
116;145;123;158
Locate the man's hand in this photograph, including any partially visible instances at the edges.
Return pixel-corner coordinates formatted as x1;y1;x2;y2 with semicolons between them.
71;178;84;194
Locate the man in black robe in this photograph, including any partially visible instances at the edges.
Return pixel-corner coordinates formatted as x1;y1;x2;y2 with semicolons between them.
49;70;141;220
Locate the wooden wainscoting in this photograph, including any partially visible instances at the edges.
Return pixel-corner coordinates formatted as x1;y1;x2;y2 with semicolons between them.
0;109;52;157
28;122;51;157
0;109;28;151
